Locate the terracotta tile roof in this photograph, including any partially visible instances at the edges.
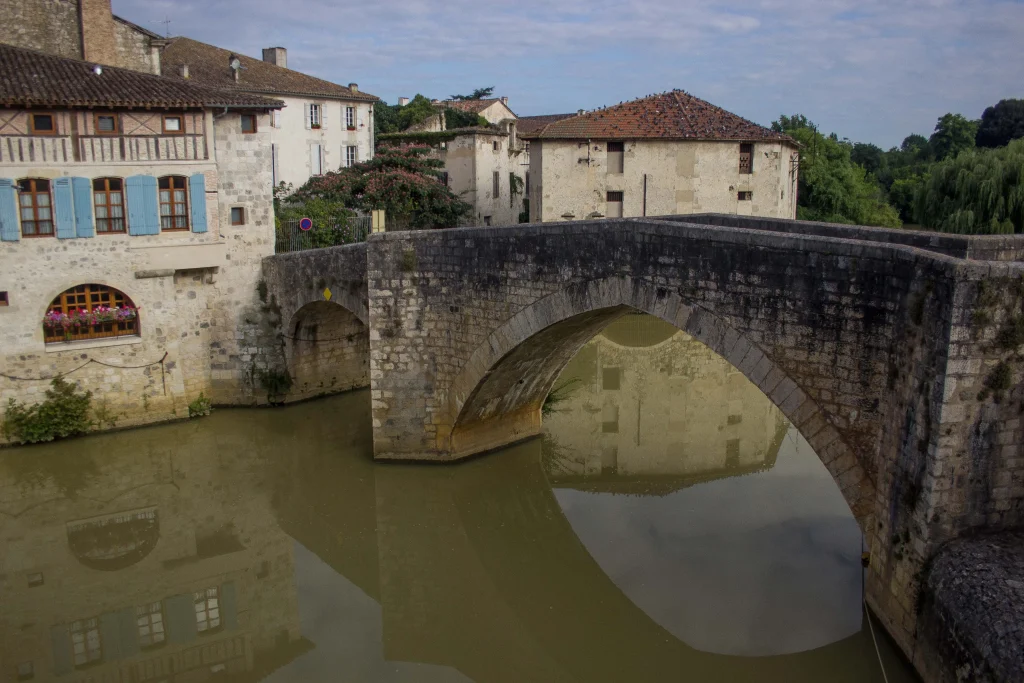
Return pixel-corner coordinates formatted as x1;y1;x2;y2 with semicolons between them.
0;42;282;109
161;37;378;102
517;113;576;136
533;90;794;143
441;98;515;116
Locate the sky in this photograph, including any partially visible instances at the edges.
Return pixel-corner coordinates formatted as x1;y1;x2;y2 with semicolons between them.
113;0;1024;149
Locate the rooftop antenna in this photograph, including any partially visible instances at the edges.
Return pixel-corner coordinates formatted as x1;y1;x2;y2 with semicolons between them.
153;16;172;38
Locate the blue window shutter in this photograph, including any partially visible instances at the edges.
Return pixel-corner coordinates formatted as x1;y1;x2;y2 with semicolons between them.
126;175;158;235
100;611;124;660
72;177;94;237
50;624;73;675
165;594;198;643
189;173;208;233
54;177;76;239
0;178;18;241
221;580;238;629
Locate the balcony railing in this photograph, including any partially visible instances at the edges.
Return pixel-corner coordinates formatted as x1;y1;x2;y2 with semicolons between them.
0;134;209;164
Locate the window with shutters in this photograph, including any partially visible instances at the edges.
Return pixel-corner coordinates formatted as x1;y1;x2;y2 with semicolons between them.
194;586;222;633
346;106;355;129
136;602;166;648
44;284;139;343
310;144;323;176
309;104;322;129
70;617;102;667
240;114;257;134
18;178;53;237
92;178;126;233
493;171;500;197
346;145;357;167
30;113;56;135
739;143;753;174
94;113;118;135
158;176;189;230
272;110;281;128
162;115;183;135
607;141;624;174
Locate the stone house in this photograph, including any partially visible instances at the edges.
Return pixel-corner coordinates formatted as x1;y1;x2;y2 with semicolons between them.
515;113;576;219
522;91;800;222
160;38;380;190
0;42;282;440
0;0;166;75
386;96;527;226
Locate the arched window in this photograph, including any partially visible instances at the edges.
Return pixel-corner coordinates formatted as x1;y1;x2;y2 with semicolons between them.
158;175;189;230
92;177;126;233
44;284;139;344
18;178;54;237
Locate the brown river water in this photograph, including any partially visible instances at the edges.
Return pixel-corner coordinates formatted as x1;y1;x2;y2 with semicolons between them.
0;315;919;682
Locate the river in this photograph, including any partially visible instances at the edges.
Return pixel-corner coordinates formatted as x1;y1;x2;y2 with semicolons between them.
0;314;918;682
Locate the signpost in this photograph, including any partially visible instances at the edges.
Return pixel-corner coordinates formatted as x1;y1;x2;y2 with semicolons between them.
299;217;313;231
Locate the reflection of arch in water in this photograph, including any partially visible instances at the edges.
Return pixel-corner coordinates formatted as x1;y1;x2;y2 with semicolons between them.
67;508;159;571
447;276;874;531
599;311;678;348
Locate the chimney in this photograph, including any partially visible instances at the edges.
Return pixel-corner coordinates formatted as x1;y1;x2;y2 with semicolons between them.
501;96;508;105
577;109;586;116
179;64;189;79
78;0;119;67
349;83;359;93
398;97;410;106
262;47;287;68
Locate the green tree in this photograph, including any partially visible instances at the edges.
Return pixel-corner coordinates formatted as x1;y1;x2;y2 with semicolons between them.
444;108;490;129
373;95;441;144
929;113;977;161
851;142;883;175
976;99;1024;148
294;144;471;229
449;86;495;101
773;115;901;227
916;139;1024;234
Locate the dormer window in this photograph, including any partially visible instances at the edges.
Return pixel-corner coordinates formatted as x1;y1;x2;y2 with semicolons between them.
30;113;56;135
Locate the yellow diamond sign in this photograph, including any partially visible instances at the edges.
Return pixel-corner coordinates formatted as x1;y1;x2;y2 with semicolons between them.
323;287;332;301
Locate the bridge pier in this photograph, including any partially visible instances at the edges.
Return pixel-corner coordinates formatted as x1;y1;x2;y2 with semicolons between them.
264;214;1024;680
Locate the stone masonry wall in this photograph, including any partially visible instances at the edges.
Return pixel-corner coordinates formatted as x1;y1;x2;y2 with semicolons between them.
286;301;369;402
0;0;82;62
347;216;1024;666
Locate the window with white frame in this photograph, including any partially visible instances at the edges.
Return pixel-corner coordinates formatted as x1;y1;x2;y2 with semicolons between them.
71;618;102;667
307;104;322;129
345;146;357;167
194;586;221;633
345;106;355;128
136;602;166;647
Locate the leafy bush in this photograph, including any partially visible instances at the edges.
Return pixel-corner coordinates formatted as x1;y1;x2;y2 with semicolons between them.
2;377;93;444
188;393;212;418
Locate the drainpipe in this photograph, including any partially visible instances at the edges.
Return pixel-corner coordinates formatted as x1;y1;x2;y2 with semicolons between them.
643;174;647;216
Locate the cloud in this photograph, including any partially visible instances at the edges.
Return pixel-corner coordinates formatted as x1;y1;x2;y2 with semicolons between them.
114;0;1024;147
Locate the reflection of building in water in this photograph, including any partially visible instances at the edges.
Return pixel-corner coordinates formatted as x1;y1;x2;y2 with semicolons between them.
545;314;789;489
0;424;305;682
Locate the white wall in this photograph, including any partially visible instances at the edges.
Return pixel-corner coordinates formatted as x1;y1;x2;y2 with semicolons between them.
530;139;799;222
440;132;524;226
267;95;375;190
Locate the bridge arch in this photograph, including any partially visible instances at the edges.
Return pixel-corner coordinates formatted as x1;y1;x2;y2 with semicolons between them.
284;300;370;402
446;275;874;530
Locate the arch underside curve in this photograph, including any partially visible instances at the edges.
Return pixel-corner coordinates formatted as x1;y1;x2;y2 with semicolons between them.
284;300;370;401
446;275;876;532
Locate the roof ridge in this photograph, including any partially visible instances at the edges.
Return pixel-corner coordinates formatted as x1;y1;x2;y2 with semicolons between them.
672;90;698;137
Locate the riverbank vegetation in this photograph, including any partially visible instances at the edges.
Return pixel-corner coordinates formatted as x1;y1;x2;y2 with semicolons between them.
775;98;1024;234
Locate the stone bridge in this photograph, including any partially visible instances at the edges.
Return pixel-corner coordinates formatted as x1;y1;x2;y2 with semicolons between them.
261;213;1024;670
